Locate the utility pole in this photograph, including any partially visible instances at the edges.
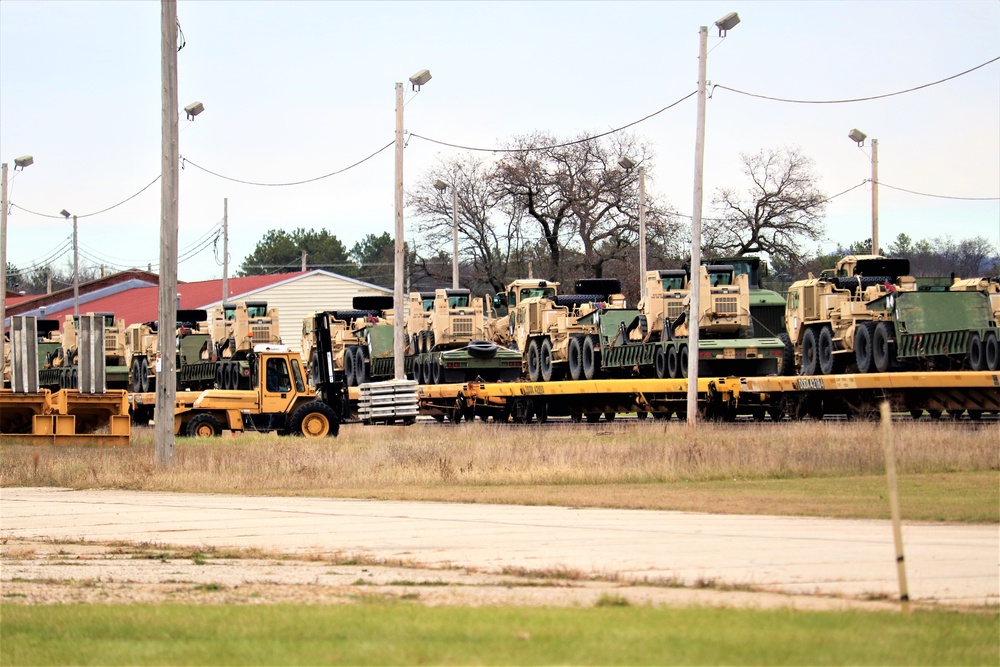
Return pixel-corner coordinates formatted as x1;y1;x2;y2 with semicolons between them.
155;0;179;467
0;163;7;382
301;249;307;272
392;81;405;380
638;165;647;298
871;139;879;255
72;215;79;318
222;197;228;302
451;187;459;289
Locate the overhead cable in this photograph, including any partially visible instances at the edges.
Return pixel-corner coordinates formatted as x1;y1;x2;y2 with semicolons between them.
875;181;1000;201
715;56;1000;104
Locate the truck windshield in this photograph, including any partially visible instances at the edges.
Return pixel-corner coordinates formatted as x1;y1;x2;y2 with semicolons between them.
709;273;732;286
447;296;470;308
246;305;268;318
661;277;685;291
265;358;292;393
519;288;555;301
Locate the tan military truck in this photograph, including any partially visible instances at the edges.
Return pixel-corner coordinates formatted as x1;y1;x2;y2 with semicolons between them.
301;296;394;387
39;313;128;389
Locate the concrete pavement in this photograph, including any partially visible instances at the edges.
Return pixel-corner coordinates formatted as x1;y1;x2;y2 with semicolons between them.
1;487;996;605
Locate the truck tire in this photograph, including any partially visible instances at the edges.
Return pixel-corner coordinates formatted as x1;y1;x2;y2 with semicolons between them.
412;355;424;384
186;413;223;438
582;335;598;380
310;350;321;386
129;359;141;393
678;345;689;378
666;346;679;378
539;338;555;382
854;323;875;374
985;332;999;371
568;337;584;380
344;348;356;386
527;339;541;382
872;322;895;373
467;340;497;359
431;358;443;385
139;357;151;393
654;346;668;379
778;333;795;376
800;328;819;375
818;325;836;375
354;347;370;385
968;333;985;371
290;401;339;438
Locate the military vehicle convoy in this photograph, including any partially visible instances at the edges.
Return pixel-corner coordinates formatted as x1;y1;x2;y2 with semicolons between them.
38;313;129;390
784;255;1000;374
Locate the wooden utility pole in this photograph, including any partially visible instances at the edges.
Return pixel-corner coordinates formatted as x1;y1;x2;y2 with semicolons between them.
871;139;879;254
638;165;647;298
155;0;179;467
392;81;405;380
687;25;708;426
881;401;911;615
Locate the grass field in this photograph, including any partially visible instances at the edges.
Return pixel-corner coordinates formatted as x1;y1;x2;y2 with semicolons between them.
2;420;997;522
2;604;998;666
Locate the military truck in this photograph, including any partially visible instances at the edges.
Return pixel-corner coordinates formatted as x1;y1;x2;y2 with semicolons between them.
124;310;220;393
709;256;787;339
595;265;785;379
39;313;128;389
301;296;394;387
784;255;997;373
3;319;61;389
155;343;345;438
407;288;521;384
208;301;281;389
949;277;1000;371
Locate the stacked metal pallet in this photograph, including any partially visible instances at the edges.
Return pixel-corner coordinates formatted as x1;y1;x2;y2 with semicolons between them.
357;380;420;425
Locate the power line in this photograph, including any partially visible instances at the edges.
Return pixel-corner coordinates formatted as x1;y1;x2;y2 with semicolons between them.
875;181;1000;201
715;56;1000;104
10;175;161;220
180;141;395;187
410;91;698;153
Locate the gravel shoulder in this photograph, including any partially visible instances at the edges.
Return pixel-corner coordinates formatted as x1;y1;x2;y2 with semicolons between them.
2;538;902;612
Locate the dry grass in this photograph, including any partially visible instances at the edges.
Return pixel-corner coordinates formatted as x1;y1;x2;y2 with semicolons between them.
2;420;997;520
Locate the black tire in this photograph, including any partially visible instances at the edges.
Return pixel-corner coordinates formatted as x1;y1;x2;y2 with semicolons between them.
344;348;356;386
354;347;370;385
654;346;668;379
985;332;1000;371
873;322;895;373
412;356;424;384
129;359;140;393
186;413;223;438
800;328;818;376
777;333;795;376
467;340;497;359
527;339;541;382
582;335;599;380
423;355;434;384
428;331;436;351
139;357;151;393
431;358;443;385
666;346;679;379
419;331;428;354
678;345;689;378
854;323;875;374
968;333;985;371
818;325;836;376
539;338;554;382
568;336;584;381
71;369;78;389
289;401;339;438
310;349;321;386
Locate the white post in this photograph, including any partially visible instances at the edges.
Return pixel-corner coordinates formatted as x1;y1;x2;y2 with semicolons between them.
687;25;708;426
880;400;910;615
72;215;79;319
871;139;879;255
392;81;405;380
222;197;228;301
452;187;459;289
638;165;647;298
0;162;7;381
156;0;179;467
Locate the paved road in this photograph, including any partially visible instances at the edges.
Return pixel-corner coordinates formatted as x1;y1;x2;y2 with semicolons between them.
2;487;996;605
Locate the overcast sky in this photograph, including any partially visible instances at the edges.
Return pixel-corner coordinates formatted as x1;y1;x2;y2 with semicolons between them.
2;0;998;285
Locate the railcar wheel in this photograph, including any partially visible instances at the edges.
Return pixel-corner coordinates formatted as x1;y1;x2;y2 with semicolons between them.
539;338;555;382
290;401;339;438
800;328;818;375
585;412;601;423
527;340;541;383
582;336;599;380
968;333;985;371
854;323;876;374
186;413;223;438
535;400;548;424
984;332;1000;371
570;412;583;423
637;411;648;420
603;412;616;422
654;346;668;379
512;399;534;424
568;336;584;380
818;325;836;375
872;322;895;373
909;409;923;420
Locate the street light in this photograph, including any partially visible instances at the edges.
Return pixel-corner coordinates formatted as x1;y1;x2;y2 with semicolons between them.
184;101;205;121
618;157;647;298
848;128;878;255
688;11;740;427
59;209;80;318
1;154;34;383
434;179;460;289
394;69;432;380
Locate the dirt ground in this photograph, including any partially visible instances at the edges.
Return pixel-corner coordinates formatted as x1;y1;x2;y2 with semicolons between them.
1;538;905;612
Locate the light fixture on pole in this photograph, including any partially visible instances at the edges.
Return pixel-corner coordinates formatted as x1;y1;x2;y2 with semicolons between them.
0;154;34;383
184;101;205;121
688;12;740;427
848;128;878;255
618;157;647;298
434;179;460;289
393;69;432;380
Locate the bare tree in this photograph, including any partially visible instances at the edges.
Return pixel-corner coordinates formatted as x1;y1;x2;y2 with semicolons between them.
706;147;827;263
409;154;526;294
495;132;672;282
